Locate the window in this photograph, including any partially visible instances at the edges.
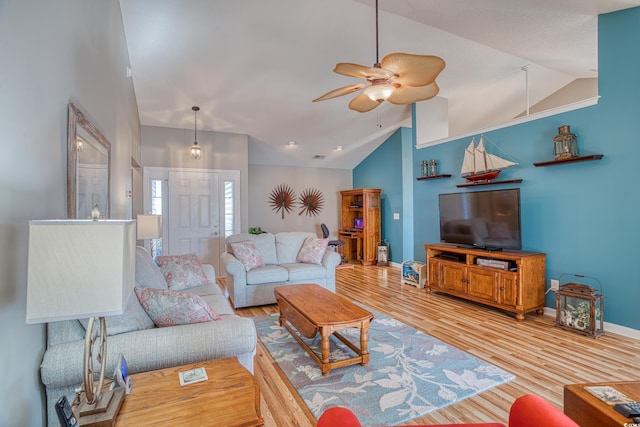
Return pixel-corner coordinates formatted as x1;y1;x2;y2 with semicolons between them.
224;180;235;238
150;179;163;257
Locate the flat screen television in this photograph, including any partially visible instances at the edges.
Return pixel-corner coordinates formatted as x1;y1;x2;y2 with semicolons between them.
438;188;521;250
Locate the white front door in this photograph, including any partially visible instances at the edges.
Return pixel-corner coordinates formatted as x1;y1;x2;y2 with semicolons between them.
168;170;221;273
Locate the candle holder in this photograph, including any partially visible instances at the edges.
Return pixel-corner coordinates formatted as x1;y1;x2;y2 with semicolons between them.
429;159;437;176
421;160;428;177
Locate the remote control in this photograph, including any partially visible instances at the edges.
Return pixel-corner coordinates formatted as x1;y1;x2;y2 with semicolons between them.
614;401;640;418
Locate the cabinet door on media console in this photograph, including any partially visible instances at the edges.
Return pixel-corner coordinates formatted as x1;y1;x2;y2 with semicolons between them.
439;262;467;293
498;273;518;307
466;267;499;302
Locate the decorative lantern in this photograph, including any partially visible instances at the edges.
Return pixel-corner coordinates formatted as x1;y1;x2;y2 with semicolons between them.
553;125;579;160
421;160;428;177
555;275;604;338
377;239;389;266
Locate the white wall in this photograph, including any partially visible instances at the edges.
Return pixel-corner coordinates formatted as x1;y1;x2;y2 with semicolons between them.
520;77;598;116
140;125;250;230
248;165;352;238
0;1;139;425
140;127;351;237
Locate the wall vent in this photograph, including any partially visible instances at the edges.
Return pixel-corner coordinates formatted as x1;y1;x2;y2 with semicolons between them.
312;155;326;160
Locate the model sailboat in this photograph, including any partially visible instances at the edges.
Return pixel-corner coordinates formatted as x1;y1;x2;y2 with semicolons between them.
461;136;517;182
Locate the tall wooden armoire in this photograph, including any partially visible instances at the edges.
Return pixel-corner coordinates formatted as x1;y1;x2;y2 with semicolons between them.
339;188;381;265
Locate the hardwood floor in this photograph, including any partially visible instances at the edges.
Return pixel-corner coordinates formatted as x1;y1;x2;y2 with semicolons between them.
235;264;640;426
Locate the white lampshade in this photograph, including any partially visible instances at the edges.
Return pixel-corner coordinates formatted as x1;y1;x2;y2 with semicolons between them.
364;82;396;102
26;220;136;324
136;214;162;240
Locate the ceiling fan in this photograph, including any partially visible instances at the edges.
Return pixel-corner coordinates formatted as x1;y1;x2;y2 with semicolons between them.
313;0;445;113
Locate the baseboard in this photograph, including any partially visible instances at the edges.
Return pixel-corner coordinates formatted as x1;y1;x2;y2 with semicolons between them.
384;264;640;340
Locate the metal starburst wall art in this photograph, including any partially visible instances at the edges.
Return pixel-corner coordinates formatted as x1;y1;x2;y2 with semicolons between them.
299;188;324;216
269;184;296;219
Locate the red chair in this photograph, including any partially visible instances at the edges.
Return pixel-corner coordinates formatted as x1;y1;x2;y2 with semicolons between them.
316;394;580;427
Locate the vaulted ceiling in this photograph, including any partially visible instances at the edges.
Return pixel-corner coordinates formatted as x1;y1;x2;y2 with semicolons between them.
120;0;640;169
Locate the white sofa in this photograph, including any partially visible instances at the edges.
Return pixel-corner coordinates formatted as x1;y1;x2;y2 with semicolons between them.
40;246;257;427
220;231;341;308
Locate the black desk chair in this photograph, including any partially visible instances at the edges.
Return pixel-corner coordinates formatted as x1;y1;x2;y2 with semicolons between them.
321;224;345;261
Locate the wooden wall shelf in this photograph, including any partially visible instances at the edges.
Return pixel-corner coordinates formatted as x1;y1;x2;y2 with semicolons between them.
416;174;451;181
456;179;522;188
533;154;603;167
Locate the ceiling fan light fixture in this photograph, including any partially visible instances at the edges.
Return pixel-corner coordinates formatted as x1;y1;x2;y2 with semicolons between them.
364;81;396;102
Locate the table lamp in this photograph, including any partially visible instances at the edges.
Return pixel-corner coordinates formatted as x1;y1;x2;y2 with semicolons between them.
26;219;136;427
136;214;162;254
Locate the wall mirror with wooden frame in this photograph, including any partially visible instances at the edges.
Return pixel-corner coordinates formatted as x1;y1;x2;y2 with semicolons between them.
67;103;111;219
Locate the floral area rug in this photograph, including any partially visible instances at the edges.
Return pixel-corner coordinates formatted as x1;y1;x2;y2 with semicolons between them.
254;307;514;426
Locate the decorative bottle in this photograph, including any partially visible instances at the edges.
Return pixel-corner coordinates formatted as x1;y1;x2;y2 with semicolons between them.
421;160;428;177
429;159;437;176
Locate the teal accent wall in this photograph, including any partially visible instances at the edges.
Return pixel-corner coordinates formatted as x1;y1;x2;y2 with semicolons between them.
353;7;640;330
353;127;412;262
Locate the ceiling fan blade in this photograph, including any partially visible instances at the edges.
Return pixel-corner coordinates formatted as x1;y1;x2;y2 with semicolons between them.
313;83;366;102
349;93;382;113
381;53;445;87
387;82;440;105
334;63;395;80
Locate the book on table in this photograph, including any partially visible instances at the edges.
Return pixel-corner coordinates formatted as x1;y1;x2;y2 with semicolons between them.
584;385;634;405
178;367;208;386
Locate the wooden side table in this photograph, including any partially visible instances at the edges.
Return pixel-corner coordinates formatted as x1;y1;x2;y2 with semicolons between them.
564;381;640;427
116;357;263;426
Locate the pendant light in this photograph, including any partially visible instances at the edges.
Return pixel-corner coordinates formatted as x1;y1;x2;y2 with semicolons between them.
190;106;201;159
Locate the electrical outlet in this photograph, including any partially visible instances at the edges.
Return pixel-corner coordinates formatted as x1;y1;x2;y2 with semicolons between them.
550;279;560;291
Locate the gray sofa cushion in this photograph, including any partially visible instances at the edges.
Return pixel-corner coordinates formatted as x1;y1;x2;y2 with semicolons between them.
284;262;327;282
186;283;235;316
276;232;315;264
78;291;154;336
135;246;168;289
246;265;289;284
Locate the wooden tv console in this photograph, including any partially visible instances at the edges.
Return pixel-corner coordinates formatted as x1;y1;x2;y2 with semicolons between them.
425;244;546;321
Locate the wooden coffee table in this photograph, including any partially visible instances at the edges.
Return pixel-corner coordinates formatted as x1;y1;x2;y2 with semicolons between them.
274;283;374;375
115;357;263;426
564;381;640;427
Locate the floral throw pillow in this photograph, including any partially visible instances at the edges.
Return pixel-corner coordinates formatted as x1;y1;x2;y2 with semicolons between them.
156;253;210;291
230;241;265;272
134;287;221;327
296;237;329;265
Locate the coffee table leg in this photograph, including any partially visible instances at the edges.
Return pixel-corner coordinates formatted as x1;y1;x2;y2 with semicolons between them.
360;320;370;366
321;327;331;375
278;312;285;327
